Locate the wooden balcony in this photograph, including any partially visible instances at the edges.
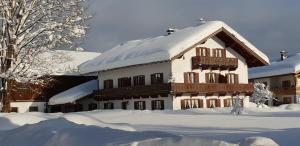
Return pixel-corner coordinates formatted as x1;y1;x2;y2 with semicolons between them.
171;83;253;94
94;84;171;100
94;83;253;100
192;56;238;70
271;87;296;95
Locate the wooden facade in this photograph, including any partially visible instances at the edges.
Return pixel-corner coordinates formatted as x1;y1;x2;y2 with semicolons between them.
8;76;96;102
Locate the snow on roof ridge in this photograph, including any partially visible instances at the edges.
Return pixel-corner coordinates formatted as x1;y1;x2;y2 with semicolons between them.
249;53;300;79
79;21;269;74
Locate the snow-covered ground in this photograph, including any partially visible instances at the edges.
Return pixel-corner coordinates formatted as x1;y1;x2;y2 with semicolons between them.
1;104;300;146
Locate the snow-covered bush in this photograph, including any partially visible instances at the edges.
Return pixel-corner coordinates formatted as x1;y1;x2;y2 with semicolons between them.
251;83;275;107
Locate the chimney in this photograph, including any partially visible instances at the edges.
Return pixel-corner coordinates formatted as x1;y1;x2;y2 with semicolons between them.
166;28;176;35
280;51;288;61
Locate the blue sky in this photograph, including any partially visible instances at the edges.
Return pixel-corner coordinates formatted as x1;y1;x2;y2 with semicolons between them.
83;0;300;60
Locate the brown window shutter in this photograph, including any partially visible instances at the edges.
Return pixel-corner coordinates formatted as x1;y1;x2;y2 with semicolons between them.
215;73;220;83
224;99;228;107
225;74;229;84
184;73;188;83
151;100;155;110
205;73;209;83
181;100;185;109
151;74;155;84
212;49;217;57
206;99;210;108
234;74;239;84
222;49;226;58
216;99;221;107
194;73;199;83
199;99;203;108
206;48;210;56
196;47;200;56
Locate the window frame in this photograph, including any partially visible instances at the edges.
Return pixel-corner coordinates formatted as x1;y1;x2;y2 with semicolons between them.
103;79;113;89
133;75;145;86
151;73;164;84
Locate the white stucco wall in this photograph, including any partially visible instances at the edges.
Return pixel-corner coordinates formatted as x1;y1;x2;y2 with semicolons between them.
10;102;46;113
171;36;249;84
98;62;171;89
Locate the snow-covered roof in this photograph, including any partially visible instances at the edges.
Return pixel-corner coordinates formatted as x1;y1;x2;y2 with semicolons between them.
79;21;269;74
40;50;101;76
249;53;300;79
48;80;98;105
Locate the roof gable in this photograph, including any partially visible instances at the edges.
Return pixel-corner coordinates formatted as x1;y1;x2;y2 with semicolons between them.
79;21;269;74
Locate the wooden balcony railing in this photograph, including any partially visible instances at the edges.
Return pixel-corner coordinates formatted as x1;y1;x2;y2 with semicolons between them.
271;87;296;95
94;83;253;100
171;83;253;94
192;56;238;70
94;84;171;99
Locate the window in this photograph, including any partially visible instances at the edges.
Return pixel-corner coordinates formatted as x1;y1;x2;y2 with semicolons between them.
207;99;221;108
184;72;199;83
206;73;218;83
196;47;210;56
227;73;239;84
11;107;18;113
104;102;114;109
282;80;291;88
29;106;38;112
151;73;163;84
134;101;146;110
151;100;164;110
88;103;97;111
133;75;145;86
181;99;203;109
118;77;131;88
223;99;232;107
104;79;113;89
212;49;225;58
121;101;129;110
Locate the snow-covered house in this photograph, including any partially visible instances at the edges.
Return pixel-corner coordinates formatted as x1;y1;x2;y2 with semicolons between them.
79;21;269;110
249;52;300;105
8;50;100;113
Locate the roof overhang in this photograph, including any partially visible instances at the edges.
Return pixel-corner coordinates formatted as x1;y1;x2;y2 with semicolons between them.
216;28;269;68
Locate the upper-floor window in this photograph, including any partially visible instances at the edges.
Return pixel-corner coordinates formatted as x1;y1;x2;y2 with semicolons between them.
151;73;163;84
212;49;226;58
118;77;131;88
206;73;218;83
104;79;113;89
196;47;210;56
227;73;239;84
133;75;145;86
282;80;291;88
184;72;199;83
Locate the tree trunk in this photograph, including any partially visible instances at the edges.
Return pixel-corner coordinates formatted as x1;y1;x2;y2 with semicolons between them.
1;78;10;113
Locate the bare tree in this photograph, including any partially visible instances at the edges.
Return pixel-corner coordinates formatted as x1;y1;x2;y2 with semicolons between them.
0;0;90;112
